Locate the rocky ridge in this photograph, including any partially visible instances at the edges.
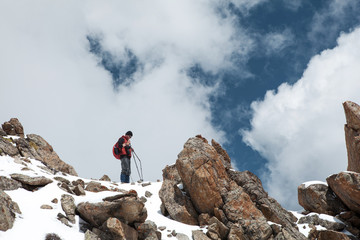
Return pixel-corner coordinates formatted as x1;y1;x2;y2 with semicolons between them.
2;109;360;240
297;101;360;240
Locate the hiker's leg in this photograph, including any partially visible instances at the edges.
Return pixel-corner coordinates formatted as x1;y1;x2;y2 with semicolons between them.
120;173;126;183
125;174;130;183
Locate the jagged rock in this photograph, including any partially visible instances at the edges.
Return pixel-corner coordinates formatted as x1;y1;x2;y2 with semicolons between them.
337;211;360;230
72;179;85;188
298;214;345;231
16;134;77;176
214;208;228;225
198;213;211;227
211;139;231;170
343;101;360;173
0;176;22;190
84;230;101;240
298;182;347;216
192;230;211;240
135;220;161;240
222;182;265;223
162;164;182;183
0;137;19;156
61;194;76;224
73;184;86;196
76;195;147;227
45;233;62;240
239;219;273;240
158;179;198;225
57;213;72;227
229;170;297;227
327;172;360;214
101;217;138;240
10;173;53;187
2;118;24;137
85;181;109;192
176;136;230;214
99;175;111;181
0;190;21;231
227;224;246;240
207;217;229;240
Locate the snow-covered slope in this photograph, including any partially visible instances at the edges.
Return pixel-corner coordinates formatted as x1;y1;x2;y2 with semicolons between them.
0;155;202;240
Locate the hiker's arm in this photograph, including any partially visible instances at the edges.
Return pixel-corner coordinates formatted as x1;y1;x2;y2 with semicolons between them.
118;138;125;148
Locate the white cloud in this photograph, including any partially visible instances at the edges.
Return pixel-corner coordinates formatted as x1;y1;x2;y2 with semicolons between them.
308;0;360;43
0;0;256;182
242;27;360;209
263;28;294;55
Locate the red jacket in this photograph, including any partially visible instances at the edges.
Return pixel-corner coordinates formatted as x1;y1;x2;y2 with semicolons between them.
113;135;132;159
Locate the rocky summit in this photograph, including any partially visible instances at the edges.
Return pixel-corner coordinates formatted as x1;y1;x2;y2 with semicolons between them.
2;108;360;240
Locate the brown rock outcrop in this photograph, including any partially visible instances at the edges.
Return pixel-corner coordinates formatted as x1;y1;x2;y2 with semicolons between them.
343;101;360;172
175;136;230;214
327;172;360;214
2;118;24;138
158;179;198;225
298;182;348;216
229;170;297;227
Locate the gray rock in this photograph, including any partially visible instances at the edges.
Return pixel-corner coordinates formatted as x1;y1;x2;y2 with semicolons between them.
99;175;111;182
10;173;53;186
192;230;211;240
84;230;101;240
61;194;76;224
0;127;6;136
0;137;19;156
0;176;22;190
176;233;190;240
0;190;21;231
135;220;160;240
73;184;86;196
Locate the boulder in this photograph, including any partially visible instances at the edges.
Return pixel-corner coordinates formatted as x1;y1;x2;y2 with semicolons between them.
298;182;347;216
0;137;20;156
0;176;22;190
76;194;147;227
176;136;230;214
229;170;298;227
85;181;109;192
135;220;161;240
162;164;182;183
101;217;138;240
2;118;24;137
0;190;21;231
343;101;360;172
10;173;53;186
99;175;111;182
207;217;229;240
61;194;76;224
192;230;211;240
0;127;6;136
327;172;360;214
158;179;198;225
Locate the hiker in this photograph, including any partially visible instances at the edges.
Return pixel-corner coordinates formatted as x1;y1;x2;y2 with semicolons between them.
113;131;133;183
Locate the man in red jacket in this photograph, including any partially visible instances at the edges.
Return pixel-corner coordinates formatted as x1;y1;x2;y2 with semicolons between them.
116;131;133;183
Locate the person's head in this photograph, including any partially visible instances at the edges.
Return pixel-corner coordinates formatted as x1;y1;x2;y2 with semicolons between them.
125;131;133;138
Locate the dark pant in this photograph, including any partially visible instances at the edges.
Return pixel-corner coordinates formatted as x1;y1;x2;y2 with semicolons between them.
120;156;131;183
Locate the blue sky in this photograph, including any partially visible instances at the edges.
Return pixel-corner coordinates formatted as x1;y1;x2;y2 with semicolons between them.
1;0;360;210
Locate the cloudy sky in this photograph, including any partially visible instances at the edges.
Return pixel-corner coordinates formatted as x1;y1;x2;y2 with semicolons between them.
1;0;360;209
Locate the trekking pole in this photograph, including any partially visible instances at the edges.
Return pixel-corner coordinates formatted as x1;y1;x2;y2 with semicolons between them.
131;147;144;181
